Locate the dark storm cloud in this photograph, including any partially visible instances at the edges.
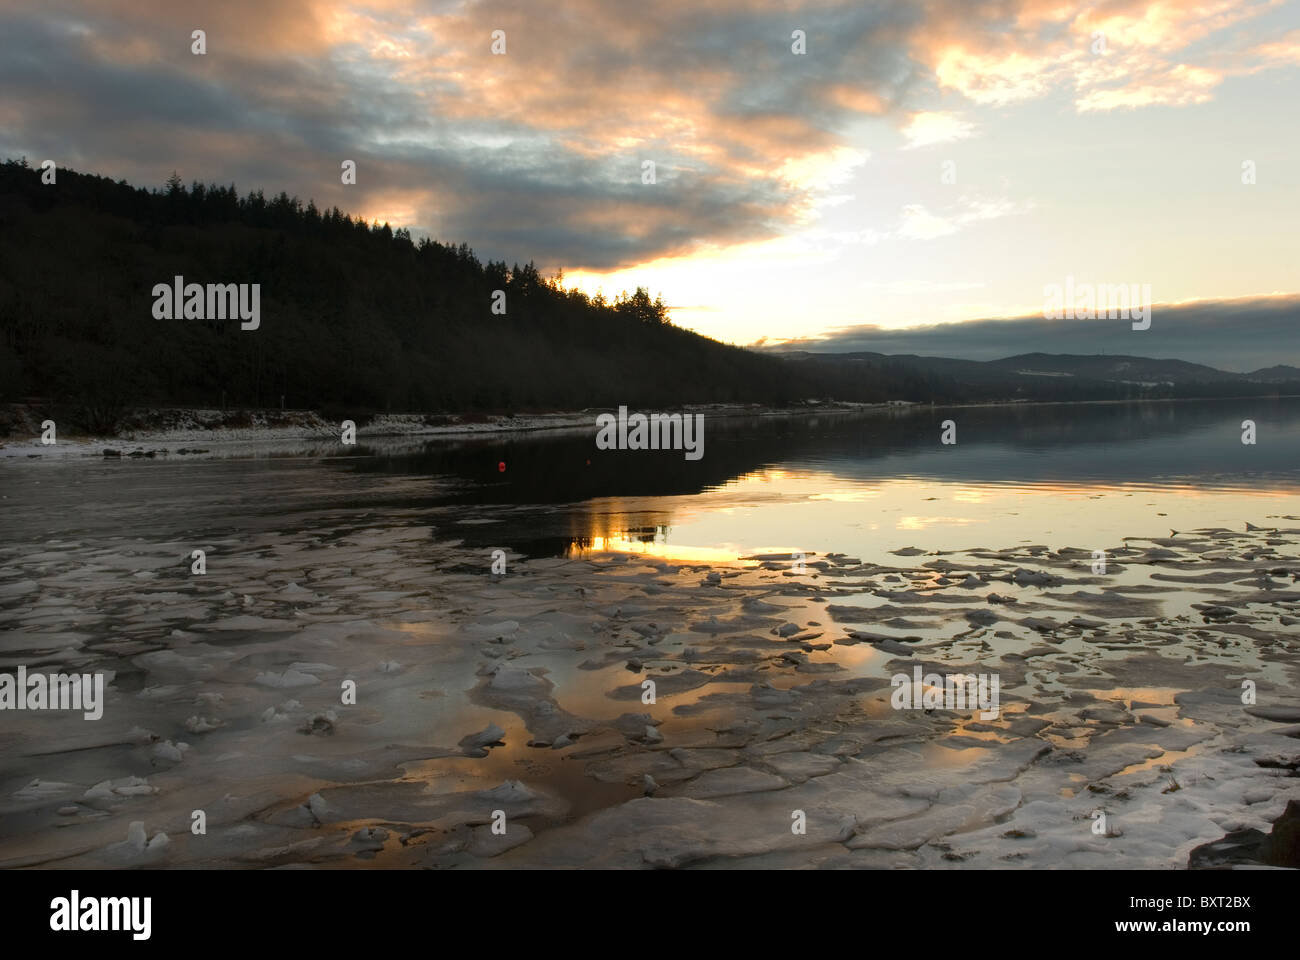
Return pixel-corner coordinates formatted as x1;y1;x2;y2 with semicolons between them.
0;0;930;269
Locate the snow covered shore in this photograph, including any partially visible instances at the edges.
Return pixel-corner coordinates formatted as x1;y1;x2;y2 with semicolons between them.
0;402;874;461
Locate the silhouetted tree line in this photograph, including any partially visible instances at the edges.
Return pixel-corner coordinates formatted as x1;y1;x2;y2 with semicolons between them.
0;160;818;420
1;159;1293;430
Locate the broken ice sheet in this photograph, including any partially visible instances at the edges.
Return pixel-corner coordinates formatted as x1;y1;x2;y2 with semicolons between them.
2;446;1299;870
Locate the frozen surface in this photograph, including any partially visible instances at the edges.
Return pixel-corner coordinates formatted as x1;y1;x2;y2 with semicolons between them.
1;453;1298;869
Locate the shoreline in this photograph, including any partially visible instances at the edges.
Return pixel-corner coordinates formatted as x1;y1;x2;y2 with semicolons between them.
0;402;880;461
3;394;1297;463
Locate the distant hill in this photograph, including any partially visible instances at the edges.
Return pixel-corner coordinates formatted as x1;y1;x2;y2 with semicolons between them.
983;353;1300;384
986;353;1239;384
1244;365;1300;382
784;350;1300;401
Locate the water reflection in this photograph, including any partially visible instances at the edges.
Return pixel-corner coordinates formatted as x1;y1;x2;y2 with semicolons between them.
344;398;1300;562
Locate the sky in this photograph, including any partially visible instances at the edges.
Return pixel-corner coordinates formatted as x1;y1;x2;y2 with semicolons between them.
1;0;1298;364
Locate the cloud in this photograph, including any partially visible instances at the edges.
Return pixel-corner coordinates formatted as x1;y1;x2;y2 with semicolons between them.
1075;63;1222;112
1;0;933;269
901;110;975;148
898;204;960;240
1;0;1295;273
763;295;1300;372
919;0;1287;113
897;196;1028;240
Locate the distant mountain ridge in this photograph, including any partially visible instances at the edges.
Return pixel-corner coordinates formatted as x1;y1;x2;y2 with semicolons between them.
987;353;1300;384
785;350;1300;389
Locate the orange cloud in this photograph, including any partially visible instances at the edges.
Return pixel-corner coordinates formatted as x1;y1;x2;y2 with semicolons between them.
918;0;1286;113
6;0;1297;275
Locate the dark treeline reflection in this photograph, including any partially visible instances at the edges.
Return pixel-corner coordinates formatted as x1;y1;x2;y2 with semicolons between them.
338;399;1300;557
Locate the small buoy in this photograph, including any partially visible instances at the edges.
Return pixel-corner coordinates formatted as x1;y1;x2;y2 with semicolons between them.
498;461;506;472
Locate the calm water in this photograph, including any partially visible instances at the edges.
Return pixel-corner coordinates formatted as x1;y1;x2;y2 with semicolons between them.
6;398;1299;563
352;397;1300;562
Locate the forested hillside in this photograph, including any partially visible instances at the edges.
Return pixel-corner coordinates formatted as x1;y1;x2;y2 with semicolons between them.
0;160;823;421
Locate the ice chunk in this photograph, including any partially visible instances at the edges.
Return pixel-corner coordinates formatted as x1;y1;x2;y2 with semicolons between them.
152;740;189;763
126;821;147;851
254;668;321;688
459;723;506;756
